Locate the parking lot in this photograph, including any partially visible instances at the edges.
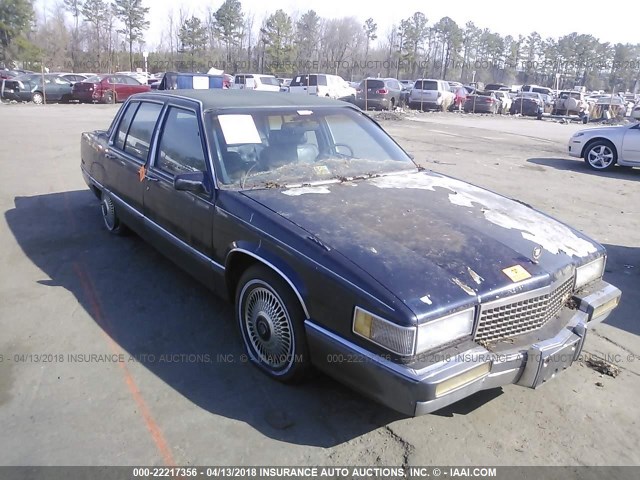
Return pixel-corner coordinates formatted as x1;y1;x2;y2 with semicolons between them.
0;103;639;467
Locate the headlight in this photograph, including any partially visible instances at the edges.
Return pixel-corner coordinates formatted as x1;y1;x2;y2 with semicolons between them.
575;256;606;289
353;307;476;356
353;307;416;356
416;308;475;354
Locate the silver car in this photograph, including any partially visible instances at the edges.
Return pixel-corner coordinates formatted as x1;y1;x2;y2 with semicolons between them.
409;79;455;111
568;123;640;170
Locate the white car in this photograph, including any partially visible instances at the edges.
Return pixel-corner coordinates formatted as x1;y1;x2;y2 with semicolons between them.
409;79;455;111
232;73;281;92
116;71;148;85
492;91;512;114
286;74;356;101
568;123;640;170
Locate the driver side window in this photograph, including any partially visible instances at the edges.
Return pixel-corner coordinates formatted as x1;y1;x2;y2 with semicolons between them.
155;107;207;175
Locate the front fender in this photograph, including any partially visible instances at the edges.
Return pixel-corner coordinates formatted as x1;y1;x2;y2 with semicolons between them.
224;241;310;319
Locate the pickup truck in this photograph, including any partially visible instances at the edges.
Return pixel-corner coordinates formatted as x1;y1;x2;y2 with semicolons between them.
80;90;621;416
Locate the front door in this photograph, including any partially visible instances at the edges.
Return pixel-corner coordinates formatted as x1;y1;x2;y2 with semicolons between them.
143;103;217;287
621;125;640;164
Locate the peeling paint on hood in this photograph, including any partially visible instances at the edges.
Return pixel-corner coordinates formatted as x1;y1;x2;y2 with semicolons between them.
371;172;597;258
282;186;331;196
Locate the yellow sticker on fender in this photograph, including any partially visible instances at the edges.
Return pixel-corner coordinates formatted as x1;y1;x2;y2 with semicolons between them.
502;265;532;282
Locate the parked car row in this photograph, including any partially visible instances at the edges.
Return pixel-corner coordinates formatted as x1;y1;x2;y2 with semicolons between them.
1;72;151;104
4;70;640;119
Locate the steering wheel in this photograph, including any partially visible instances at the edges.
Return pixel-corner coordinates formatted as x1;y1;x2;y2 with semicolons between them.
334;143;354;157
317;143;355;160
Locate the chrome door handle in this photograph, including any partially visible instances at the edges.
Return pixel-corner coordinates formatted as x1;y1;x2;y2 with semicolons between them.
105;152;116;159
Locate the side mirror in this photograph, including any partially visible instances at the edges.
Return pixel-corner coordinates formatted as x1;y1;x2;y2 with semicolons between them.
174;171;208;194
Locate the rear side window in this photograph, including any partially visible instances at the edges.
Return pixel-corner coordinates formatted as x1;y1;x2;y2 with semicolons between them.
156;107;207;175
123;76;140;85
124;102;163;161
259;76;279;86
114;102;140;150
414;80;437;90
290;75;318;86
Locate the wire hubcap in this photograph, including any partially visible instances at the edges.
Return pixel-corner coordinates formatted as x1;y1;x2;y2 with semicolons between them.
101;197;116;230
244;285;293;371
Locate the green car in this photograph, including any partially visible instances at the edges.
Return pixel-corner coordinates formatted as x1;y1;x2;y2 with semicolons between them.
1;74;73;104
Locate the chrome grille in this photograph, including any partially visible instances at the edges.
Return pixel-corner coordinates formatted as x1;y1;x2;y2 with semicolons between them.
475;278;574;345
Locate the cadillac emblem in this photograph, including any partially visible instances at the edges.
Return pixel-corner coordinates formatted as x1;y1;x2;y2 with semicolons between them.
532;246;542;263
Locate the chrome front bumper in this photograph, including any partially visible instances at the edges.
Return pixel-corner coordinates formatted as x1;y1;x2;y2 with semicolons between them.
305;280;621;416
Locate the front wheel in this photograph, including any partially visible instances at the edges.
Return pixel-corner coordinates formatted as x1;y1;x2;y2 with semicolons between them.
236;265;310;383
584;141;617;171
32;92;44;104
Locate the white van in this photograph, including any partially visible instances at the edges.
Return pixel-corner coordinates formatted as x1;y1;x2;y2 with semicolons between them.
286;74;356;101
232;74;281;92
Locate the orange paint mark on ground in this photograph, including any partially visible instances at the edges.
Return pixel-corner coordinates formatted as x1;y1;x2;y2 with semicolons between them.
73;262;176;467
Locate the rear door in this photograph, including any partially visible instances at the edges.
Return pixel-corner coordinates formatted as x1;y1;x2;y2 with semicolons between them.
122;75;144;96
105;100;164;229
143;102;217;285
244;75;256;89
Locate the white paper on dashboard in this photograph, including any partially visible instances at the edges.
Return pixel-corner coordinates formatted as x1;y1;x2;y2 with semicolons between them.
218;115;262;144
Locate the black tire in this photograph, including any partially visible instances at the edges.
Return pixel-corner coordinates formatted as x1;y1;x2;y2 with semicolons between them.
100;192;128;235
389;97;395;111
32;92;44;105
236;265;310;383
103;90;115;104
584;140;617;171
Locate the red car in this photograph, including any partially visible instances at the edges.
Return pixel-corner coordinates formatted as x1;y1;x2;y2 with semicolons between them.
72;74;151;103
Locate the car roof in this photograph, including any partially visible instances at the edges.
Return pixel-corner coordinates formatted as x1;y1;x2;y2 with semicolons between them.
132;89;351;110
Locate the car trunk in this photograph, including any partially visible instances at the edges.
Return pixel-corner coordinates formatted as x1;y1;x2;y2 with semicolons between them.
358;80;387;100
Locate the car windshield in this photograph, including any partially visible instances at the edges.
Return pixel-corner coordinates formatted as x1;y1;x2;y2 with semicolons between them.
207;107;416;189
85;75;103;82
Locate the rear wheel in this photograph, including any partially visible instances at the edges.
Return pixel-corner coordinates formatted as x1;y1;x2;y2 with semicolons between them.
236;265;310;383
584;140;617;171
100;192;128;235
103;90;115;104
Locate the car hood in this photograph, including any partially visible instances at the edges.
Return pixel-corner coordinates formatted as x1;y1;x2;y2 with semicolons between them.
241;171;602;319
575;125;627;136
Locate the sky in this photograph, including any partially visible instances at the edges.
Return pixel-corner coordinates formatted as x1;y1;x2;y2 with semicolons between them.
38;0;639;48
